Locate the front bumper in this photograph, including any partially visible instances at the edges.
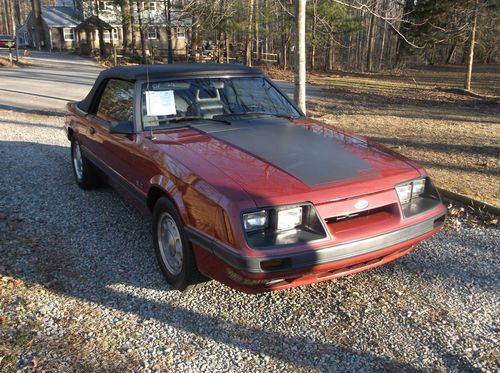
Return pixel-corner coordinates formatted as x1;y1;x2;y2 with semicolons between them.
186;209;446;278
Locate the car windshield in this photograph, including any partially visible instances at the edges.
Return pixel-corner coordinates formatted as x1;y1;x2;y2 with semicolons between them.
141;77;301;129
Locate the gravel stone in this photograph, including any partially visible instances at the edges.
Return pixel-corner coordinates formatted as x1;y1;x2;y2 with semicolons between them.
0;109;499;372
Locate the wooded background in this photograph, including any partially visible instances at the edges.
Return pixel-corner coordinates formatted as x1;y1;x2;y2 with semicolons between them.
1;0;498;72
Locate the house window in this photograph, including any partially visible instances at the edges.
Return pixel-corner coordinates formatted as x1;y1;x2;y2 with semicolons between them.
102;29;118;41
98;1;113;11
176;27;185;39
147;27;157;39
143;1;156;11
63;28;75;41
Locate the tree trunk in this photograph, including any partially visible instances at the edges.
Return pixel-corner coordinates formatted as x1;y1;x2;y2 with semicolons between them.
225;31;229;63
378;0;387;70
294;0;306;114
0;0;6;34
396;0;414;63
192;19;199;62
365;3;376;72
218;29;224;63
245;0;254;66
166;0;173;63
264;0;269;55
14;0;22;26
94;0;106;57
128;0;136;56
136;1;146;63
254;0;260;61
9;0;16;35
446;42;457;64
464;2;478;91
121;1;130;50
327;36;334;71
217;0;225;63
310;0;317;71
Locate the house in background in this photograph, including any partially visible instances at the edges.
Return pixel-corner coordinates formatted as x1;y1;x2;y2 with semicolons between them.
26;5;79;51
24;0;192;55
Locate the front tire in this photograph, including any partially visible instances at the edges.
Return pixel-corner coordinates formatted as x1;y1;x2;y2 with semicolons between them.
71;139;99;189
153;197;205;291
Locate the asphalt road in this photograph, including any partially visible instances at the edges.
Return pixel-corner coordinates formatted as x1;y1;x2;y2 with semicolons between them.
0;50;323;113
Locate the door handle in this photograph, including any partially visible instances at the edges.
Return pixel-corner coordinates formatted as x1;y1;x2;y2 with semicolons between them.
89;127;96;135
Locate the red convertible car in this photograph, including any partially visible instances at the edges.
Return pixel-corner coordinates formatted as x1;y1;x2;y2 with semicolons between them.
64;64;446;293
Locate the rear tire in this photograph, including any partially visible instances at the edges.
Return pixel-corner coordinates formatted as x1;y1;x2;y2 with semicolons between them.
153;197;206;291
71;138;100;190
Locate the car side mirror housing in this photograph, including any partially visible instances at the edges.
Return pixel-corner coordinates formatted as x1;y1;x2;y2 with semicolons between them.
110;120;134;135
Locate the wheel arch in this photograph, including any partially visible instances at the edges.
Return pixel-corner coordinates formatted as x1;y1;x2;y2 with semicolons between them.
147;178;189;224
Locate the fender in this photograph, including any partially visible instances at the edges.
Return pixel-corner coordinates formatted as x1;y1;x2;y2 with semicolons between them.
148;174;189;223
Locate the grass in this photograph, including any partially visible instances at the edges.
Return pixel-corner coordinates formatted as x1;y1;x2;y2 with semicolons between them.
265;64;500;207
0;55;30;68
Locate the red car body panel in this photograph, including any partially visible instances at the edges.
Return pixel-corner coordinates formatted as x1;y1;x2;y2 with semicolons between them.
0;35;15;48
64;66;446;292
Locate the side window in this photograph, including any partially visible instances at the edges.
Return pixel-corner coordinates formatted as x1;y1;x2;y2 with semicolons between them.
96;79;135;122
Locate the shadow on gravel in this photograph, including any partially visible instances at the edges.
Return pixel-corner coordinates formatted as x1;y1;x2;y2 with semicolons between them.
0;104;64;116
0;140;479;372
0;88;73;102
0;119;62;130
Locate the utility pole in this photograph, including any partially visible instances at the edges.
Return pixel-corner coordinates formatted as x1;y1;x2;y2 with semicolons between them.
294;0;306;114
464;0;478;91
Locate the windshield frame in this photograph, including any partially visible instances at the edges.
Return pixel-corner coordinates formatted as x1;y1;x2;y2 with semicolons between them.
135;74;305;132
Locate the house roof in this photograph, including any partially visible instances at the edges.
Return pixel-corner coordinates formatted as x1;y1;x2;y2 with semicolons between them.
76;16;114;31
41;6;79;28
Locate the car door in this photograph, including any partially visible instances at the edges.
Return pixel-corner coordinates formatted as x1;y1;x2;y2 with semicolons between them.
87;79;138;190
93;79;157;205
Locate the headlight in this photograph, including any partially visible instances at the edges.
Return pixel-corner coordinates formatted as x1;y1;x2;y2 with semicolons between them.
242;210;268;231
242;203;327;248
396;177;442;218
396;178;430;205
412;178;426;196
277;207;303;231
395;184;412;204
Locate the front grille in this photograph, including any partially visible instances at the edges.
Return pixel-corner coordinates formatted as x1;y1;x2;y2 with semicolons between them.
325;203;400;237
325;205;393;224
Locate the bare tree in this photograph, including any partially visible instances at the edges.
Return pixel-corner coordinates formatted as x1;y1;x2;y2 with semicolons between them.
163;0;173;63
94;0;106;57
135;0;147;62
245;0;255;66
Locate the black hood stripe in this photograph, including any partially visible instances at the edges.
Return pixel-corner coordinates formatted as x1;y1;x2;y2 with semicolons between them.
196;119;374;186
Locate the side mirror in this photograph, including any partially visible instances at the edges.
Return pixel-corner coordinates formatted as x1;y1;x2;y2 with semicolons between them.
110;120;134;135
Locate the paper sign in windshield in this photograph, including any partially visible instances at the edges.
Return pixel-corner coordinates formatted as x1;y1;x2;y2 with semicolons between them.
145;90;176;116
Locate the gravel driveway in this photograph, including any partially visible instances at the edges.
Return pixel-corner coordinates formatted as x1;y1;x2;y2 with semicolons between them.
0;109;499;372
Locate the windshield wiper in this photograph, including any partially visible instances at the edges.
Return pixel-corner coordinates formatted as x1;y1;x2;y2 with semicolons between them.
214;112;295;121
157;116;231;125
247;112;295;119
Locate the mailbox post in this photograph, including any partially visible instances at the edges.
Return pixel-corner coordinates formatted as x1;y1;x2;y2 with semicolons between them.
7;41;14;66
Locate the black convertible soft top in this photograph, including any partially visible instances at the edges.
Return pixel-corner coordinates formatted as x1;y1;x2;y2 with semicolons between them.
79;63;262;113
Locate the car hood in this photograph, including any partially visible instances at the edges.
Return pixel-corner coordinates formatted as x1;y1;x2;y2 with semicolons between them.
153;117;422;206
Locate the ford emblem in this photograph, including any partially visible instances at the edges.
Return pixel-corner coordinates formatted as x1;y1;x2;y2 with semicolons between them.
355;200;369;210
